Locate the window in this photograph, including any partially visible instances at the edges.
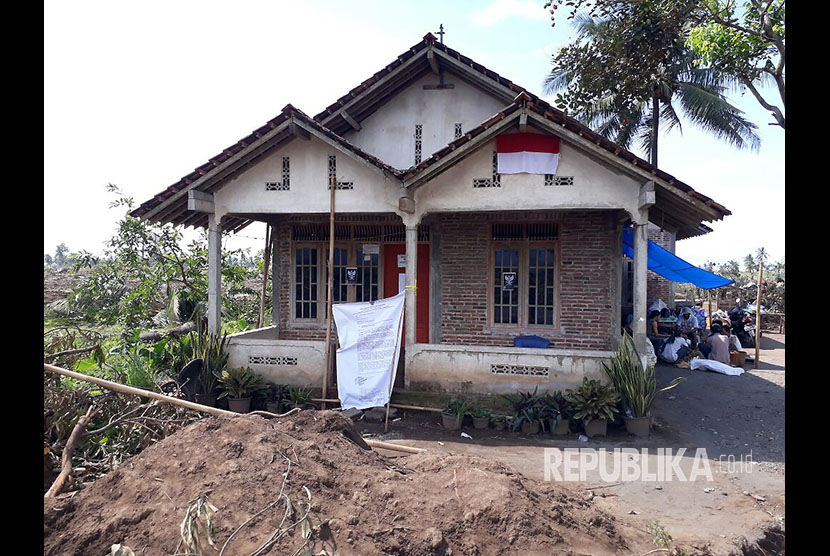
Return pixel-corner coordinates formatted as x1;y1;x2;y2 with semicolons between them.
294;246;318;320
490;222;558;328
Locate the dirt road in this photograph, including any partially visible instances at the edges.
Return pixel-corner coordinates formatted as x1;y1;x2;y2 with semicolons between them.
364;332;785;554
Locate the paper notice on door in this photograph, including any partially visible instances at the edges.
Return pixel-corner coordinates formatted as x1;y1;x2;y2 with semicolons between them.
398;273;406;294
332;291;405;410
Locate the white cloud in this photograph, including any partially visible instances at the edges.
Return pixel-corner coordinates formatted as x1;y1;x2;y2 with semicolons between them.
472;0;550;27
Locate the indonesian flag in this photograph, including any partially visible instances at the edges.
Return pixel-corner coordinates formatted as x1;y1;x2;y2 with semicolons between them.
496;133;560;175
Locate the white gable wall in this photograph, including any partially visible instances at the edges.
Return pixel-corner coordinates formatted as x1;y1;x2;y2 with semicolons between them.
213;136;401;220
344;72;506;170
413;134;642;220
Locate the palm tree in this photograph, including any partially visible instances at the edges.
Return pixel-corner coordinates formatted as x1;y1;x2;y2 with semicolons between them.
544;15;761;167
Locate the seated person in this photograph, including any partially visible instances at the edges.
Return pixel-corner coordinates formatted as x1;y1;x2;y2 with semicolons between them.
705;323;732;365
676;307;701;348
647;310;669;352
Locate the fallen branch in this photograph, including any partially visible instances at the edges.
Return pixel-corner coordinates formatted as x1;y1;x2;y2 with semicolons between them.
45;404;99;498
44;345;100;363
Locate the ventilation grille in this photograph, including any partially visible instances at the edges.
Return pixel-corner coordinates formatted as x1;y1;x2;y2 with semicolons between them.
491;364;549;377
414;124;423;165
473;152;502;188
327;155;354;190
492;222;558;241
292;223;429;242
249;356;298;366
545;175;574;186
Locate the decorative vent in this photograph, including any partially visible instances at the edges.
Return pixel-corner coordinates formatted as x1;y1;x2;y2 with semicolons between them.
293;223;429;242
454;123;462;139
492;222;558;241
249;356;298;366
414;125;423;165
491;364;549;377
327;155;353;190
473;152;502;188
545;175;574;186
266;156;291;190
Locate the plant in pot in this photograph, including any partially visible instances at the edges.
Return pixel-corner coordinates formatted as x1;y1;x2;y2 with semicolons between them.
286;386;314;410
539;391;573;435
567;378;620;437
265;383;288;414
442;396;470;430
190;330;229;407
216;366;269;413
512;404;544;435
469;404;491;430
602;332;684;437
491;414;510;431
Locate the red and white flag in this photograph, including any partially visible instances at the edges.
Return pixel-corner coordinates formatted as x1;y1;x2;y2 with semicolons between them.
496;133;560;175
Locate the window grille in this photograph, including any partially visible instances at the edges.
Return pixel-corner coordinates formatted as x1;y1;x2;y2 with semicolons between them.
294;247;318;319
293;223;429;243
491;223;558;241
493;248;519;324
528;248;556;325
356;247;380;302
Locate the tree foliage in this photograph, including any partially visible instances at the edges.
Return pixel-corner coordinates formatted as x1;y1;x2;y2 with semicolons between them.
544;10;760;163
59;184;262;333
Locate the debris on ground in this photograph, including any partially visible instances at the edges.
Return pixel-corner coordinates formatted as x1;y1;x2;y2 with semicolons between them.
44;410;634;555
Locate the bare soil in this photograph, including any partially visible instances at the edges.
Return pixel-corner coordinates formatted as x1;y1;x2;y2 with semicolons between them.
44;411;645;556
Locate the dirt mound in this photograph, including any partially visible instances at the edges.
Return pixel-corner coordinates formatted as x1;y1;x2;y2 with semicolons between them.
44;411;633;555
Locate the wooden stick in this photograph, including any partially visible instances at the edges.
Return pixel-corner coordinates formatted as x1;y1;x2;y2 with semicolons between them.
45;404;98;498
364;439;424;454
384;304;406;433
256;224;272;329
754;259;764;369
322;175;336;410
44;344;100;362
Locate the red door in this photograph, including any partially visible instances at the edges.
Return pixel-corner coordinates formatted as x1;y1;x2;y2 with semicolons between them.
383;244;430;344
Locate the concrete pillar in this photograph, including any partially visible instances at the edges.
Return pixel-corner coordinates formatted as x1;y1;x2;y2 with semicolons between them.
405;225;418;347
207;213;222;335
632;210;649;356
270;226;279;337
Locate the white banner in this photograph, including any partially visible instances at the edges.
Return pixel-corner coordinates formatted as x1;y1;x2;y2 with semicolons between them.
332;291;405;410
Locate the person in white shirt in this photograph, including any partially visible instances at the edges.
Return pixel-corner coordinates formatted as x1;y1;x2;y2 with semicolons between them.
676;307;700;348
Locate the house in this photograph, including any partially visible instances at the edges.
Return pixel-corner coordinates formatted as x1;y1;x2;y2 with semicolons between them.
131;34;730;396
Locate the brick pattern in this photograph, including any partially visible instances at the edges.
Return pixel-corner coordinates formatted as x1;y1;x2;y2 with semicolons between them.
274;212;618;352
437;211;616;351
646;228;675;309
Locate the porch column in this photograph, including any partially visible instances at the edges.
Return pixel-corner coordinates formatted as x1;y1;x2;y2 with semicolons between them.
207;213;222;335
632;181;655;358
270;225;279;337
405;225;418;347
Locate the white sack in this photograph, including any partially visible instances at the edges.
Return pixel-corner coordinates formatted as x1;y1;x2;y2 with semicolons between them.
690;357;745;376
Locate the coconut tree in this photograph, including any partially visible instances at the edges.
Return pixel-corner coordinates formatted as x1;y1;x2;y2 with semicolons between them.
544;14;761;167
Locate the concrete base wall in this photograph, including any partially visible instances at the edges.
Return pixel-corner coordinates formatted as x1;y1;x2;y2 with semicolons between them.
406;344;612;395
227;328;325;387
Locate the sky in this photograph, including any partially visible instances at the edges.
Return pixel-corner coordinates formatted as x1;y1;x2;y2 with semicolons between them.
44;0;785;268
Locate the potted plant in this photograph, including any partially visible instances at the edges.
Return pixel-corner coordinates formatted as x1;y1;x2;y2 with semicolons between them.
190;330;229;407
491;414;510;431
469;405;491;430
265;383;288;413
442;396;470;430
539;391;572;435
285;386;314;410
602;333;684;437
216;367;269;413
567;378;620;437
512;404;544;435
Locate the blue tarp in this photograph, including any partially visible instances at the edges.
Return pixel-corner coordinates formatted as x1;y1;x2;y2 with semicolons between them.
622;228;733;290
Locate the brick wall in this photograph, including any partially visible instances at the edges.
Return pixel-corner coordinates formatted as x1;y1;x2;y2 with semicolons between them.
646;227;675;309
273;211;619;351
437;211;617;351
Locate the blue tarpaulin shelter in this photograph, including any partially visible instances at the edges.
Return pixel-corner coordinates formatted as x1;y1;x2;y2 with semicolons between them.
622;228;733;289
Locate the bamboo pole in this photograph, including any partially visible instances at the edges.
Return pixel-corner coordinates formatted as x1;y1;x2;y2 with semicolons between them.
754;259;764;369
322;175;337;409
256;224;272;329
364;439;424;454
384;302;407;433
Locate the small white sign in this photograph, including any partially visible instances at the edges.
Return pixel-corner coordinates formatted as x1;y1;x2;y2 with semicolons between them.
362;244;380;255
397;254;407;268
